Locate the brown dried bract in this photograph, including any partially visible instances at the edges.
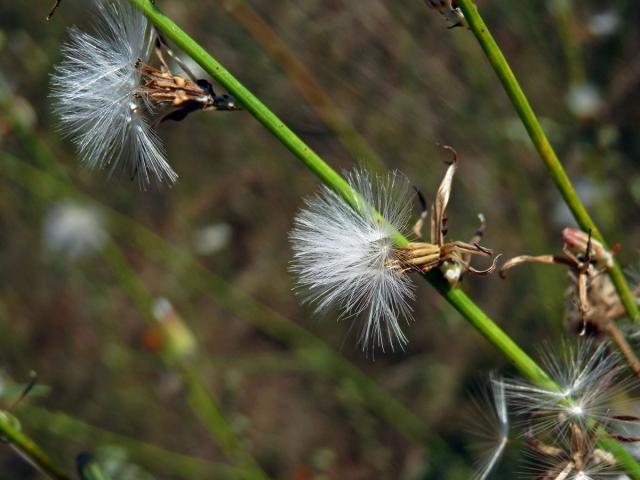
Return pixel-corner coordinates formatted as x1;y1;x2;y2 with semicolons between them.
500;229;618;336
46;0;61;20
136;38;241;124
394;147;499;285
424;0;467;28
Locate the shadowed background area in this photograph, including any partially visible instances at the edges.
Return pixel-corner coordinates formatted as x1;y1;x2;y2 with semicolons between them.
0;0;639;478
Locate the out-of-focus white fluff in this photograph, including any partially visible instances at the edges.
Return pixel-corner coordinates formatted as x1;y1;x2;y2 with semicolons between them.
50;0;177;187
470;375;509;480
43;201;107;259
289;169;415;351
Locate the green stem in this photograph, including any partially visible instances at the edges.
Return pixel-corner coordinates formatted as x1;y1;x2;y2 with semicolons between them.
0;151;438;451
456;0;639;324
126;0;551;388
23;406;245;479
0;414;71;480
124;3;640;474
180;365;268;480
99;242;269;480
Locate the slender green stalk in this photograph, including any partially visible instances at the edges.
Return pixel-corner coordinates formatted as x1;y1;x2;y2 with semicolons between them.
0;151;439;451
76;454;111;480
220;0;386;172
123;4;640;475
23;406;245;479
455;0;639;323
180;364;267;480
0;413;71;480
98;239;269;480
127;0;554;391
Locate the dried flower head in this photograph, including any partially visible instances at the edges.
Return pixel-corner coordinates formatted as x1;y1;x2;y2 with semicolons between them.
51;0;176;187
50;0;239;187
523;421;621;479
501;228;618;335
289;159;497;351
399;152;499;285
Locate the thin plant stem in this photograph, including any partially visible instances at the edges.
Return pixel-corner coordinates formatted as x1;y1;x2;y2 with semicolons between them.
0;413;71;480
605;319;640;376
126;0;555;391
220;0;386;172
99;241;270;480
455;0;639;324
0;80;447;451
123;3;640;475
22;406;246;479
549;0;586;85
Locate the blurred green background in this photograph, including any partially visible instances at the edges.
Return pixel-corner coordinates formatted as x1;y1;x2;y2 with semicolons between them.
0;0;639;478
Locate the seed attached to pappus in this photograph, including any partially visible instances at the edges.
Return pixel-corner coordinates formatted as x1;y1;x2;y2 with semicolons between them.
289;150;498;351
50;0;240;187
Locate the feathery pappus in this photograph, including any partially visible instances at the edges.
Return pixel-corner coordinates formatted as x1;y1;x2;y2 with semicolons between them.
50;0;240;187
468;374;509;480
289;155;498;351
466;340;640;479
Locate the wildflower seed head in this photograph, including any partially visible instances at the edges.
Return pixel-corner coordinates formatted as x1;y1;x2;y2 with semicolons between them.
522;426;621;480
50;0;177;187
562;227;614;270
503;340;636;438
289;168;415;351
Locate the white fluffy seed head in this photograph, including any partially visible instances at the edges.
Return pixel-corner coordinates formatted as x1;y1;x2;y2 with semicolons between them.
50;0;177;187
503;340;637;438
289;168;416;352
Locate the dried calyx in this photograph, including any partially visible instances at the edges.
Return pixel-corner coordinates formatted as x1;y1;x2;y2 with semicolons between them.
500;228;620;336
137;37;242;125
394;148;500;286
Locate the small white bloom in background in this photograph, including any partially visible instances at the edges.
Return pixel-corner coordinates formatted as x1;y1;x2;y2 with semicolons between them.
468;374;509;480
289;169;415;351
588;10;621;38
566;83;604;119
43;201;107;259
502;340;637;438
50;0;176;187
192;223;232;255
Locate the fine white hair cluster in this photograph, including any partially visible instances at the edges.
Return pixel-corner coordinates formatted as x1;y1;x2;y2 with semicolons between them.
50;0;177;187
467;340;637;479
289;169;415;351
469;374;509;480
502;340;634;437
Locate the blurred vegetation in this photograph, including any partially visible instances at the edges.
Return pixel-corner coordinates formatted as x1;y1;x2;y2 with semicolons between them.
0;0;639;478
